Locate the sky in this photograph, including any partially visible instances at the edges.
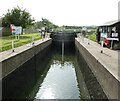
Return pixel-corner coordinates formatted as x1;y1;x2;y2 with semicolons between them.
0;0;120;26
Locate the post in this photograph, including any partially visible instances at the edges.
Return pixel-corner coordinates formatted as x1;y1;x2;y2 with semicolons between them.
32;36;34;45
12;40;14;52
15;34;17;39
42;31;44;41
79;33;82;42
88;37;90;45
110;40;113;49
101;41;104;53
62;41;64;63
18;34;20;40
62;31;64;63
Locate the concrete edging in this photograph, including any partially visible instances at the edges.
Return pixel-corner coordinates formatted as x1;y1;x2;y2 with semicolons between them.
1;38;52;79
75;38;120;99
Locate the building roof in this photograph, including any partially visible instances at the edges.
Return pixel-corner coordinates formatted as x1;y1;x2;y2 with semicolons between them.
99;20;120;27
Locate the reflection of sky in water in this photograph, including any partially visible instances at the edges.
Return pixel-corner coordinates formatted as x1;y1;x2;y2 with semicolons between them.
35;60;80;99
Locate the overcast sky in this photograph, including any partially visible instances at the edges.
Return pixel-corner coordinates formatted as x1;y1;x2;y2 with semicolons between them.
0;0;119;26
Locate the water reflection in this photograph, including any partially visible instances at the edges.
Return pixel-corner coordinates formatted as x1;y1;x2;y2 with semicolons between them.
34;59;80;99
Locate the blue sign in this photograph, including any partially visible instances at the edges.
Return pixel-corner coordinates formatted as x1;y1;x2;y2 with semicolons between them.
100;33;107;38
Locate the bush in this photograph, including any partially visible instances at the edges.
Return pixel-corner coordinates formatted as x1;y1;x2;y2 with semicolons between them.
2;27;11;36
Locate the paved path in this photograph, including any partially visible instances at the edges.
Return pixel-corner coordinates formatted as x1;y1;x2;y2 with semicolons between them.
76;37;120;82
0;38;51;62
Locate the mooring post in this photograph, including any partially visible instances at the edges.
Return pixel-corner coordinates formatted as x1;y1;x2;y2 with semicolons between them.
18;34;20;40
12;40;14;52
62;31;64;63
110;40;113;49
101;41;103;53
62;41;64;62
32;36;34;45
88;38;90;45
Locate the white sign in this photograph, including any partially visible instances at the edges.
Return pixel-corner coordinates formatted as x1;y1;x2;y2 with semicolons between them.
15;26;22;34
100;33;107;38
112;33;118;37
106;38;119;41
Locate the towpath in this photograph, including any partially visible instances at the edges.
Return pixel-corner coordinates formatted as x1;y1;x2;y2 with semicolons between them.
0;38;51;62
76;37;120;82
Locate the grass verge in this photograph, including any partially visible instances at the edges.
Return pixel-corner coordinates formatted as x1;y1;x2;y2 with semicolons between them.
0;33;41;52
87;34;96;42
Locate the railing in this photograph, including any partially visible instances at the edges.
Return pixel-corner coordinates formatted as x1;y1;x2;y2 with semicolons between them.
0;33;43;52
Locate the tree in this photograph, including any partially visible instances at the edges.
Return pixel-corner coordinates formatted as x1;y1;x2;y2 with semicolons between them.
2;7;34;28
35;18;58;32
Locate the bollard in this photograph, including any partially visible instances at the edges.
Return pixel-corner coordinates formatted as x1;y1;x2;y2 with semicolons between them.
32;36;34;45
88;38;90;45
18;34;20;40
101;41;104;53
12;40;14;52
110;40;113;49
62;41;64;63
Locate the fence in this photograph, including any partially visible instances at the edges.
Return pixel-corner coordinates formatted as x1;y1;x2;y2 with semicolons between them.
1;33;42;52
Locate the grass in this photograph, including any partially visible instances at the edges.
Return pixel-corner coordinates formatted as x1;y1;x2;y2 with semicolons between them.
87;34;96;42
0;33;41;52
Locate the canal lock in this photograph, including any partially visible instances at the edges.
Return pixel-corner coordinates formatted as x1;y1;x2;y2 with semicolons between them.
2;32;108;100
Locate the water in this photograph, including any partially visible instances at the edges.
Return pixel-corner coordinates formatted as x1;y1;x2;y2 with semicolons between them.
3;43;108;100
28;47;87;99
27;43;108;100
35;60;80;99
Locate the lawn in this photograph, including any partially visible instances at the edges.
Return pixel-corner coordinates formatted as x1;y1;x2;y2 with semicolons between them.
87;34;96;42
0;33;41;52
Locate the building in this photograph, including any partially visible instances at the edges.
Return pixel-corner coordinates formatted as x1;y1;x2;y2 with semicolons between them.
96;20;120;48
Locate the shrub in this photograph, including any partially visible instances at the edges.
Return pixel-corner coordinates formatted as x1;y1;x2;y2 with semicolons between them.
2;27;11;36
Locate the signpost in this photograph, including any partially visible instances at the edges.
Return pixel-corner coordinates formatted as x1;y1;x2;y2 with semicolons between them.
10;24;22;52
10;24;22;39
15;26;22;40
